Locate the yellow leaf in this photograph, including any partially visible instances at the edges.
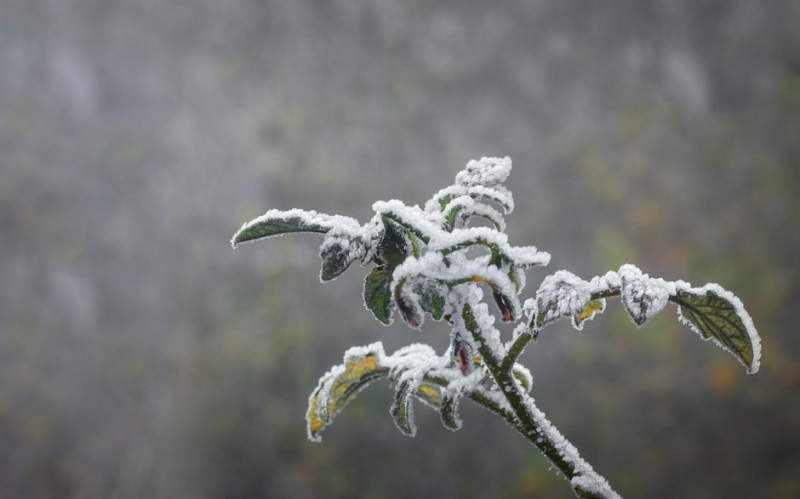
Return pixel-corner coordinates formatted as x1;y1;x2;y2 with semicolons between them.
307;348;389;441
415;382;443;408
572;299;606;330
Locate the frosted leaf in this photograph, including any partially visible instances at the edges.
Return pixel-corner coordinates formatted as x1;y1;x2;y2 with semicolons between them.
232;209;361;247
417;281;447;321
440;387;464;431
308;342;464;441
392;252;521;325
438;367;488;431
373;200;441;243
364;266;395;325
508;265;526;294
454;156;513;188
319;232;364;282
533;271;593;330
672;281;762;374
427;226;507;254
426;184;515;215
426;226;549;270
441;195;507;232
506;245;551;268
619;264;671;326
357;215;387;264
391;374;420;436
308;342;389;442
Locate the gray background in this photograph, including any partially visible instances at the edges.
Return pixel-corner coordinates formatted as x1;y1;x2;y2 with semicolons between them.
2;0;799;497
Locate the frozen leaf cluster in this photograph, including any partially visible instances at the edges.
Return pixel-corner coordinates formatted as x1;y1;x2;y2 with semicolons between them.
232;157;762;498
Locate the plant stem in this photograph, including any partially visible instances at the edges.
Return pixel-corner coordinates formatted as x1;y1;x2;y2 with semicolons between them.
462;304;620;499
500;328;532;373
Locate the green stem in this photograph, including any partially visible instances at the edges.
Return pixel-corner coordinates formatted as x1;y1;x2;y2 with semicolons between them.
462;304;619;499
591;289;621;300
501;328;533;374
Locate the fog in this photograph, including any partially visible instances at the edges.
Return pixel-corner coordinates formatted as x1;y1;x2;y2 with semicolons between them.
1;1;799;497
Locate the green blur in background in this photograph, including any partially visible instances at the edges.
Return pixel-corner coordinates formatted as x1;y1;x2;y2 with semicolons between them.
1;1;799;498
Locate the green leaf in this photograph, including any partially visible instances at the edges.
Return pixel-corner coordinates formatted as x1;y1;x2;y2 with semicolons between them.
671;288;760;373
307;348;389;441
380;213;430;245
364;266;394;325
440;389;463;431
379;218;411;267
320;239;359;282
508;265;522;294
419;286;446;321
438;194;454;211
443;203;461;231
232;210;342;246
391;378;417;436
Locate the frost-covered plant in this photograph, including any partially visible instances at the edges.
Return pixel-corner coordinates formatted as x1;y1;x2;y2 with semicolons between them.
232;158;761;499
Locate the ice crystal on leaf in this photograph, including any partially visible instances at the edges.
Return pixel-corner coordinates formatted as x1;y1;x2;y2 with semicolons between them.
233;157;762;498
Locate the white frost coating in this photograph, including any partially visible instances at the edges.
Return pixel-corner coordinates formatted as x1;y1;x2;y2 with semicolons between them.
535;270;592;328
507;245;551;268
357;214;388;263
585;270;622;295
427;226;507;252
571;474;621;499
523;298;536;320
392;252;521;322
618;264;672;326
318;216;387;281
454;156;513;188
232;208;362;247
442;195;508;232
673;281;762;374
313;342;387;425
425;226;549;268
511;362;533;393
425;183;515;215
372;199;443;240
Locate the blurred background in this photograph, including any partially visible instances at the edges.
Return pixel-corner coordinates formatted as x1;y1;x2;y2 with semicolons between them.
2;0;799;497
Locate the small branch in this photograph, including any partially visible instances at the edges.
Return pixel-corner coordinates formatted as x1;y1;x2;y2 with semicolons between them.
462;304;620;499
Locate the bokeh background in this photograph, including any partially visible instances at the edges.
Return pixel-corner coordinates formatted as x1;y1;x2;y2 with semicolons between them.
2;1;799;497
